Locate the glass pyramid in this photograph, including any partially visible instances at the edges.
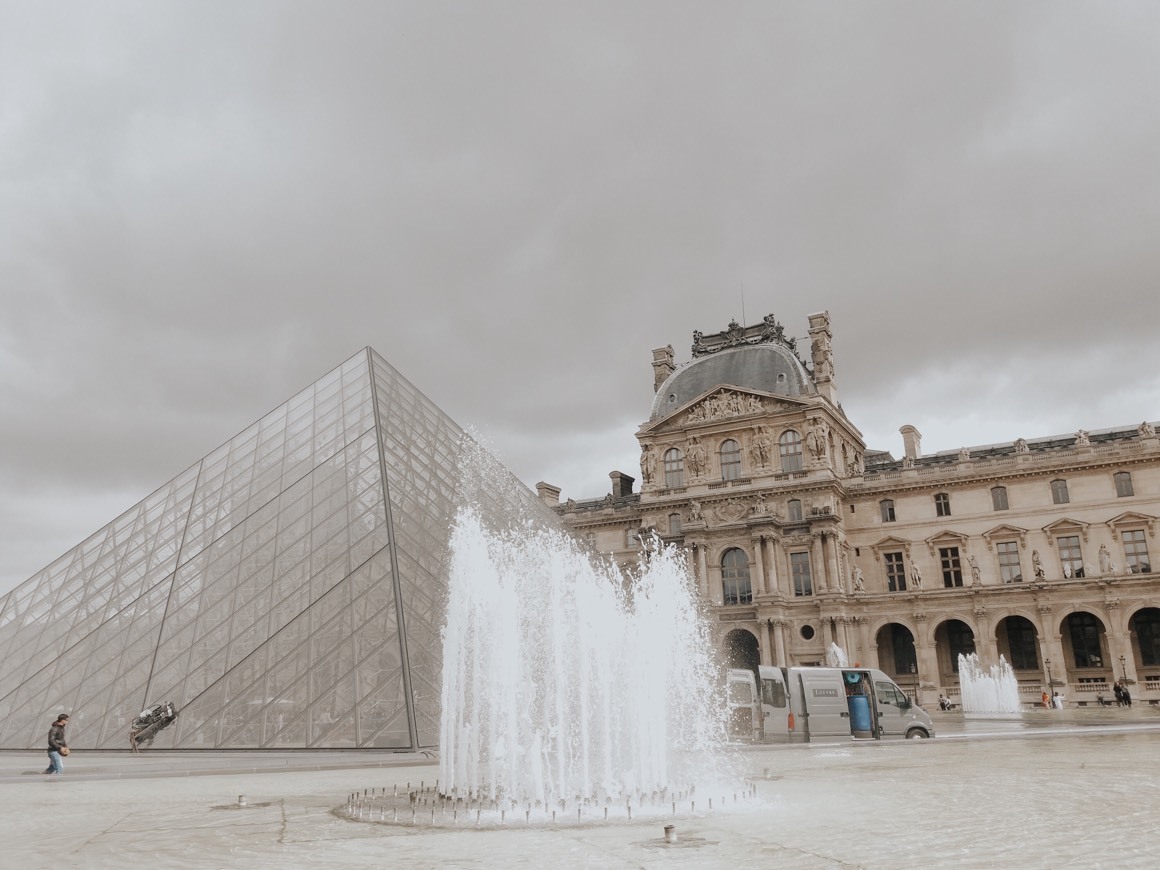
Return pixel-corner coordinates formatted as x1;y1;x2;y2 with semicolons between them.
0;348;545;750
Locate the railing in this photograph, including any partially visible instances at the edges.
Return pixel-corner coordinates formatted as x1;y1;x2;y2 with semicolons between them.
1146;679;1160;692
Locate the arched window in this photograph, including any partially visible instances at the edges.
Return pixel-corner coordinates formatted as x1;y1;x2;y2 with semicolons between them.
880;499;896;523
786;499;803;522
1067;613;1103;668
719;439;742;480
663;448;685;488
721;548;753;605
779;430;803;472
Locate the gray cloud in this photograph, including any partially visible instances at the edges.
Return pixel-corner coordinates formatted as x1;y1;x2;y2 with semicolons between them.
3;2;1159;593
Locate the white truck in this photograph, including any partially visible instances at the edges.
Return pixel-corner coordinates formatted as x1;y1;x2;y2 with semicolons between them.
727;665;935;743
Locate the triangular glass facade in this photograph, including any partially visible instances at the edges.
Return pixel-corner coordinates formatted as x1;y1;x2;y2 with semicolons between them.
0;348;543;749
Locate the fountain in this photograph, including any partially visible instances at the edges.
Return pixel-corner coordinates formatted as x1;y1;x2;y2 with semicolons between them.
957;653;1023;718
824;642;849;668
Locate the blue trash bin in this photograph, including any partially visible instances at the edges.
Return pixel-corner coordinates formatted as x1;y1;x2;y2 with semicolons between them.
848;694;873;736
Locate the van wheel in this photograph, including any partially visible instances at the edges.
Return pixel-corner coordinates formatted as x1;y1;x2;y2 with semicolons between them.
907;728;929;739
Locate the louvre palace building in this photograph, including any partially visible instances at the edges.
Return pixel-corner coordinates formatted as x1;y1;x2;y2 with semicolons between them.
540;312;1160;709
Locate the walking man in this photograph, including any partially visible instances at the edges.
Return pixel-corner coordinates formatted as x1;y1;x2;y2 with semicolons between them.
44;713;69;774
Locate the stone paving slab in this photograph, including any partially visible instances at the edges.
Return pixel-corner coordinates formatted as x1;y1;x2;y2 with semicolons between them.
2;711;1158;869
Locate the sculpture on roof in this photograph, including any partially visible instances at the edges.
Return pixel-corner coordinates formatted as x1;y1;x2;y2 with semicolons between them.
1014;438;1029;454
1074;429;1091;447
1140;421;1156;438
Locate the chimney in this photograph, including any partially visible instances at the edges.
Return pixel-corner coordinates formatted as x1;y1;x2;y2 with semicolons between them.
535;482;561;506
900;425;922;461
609;471;635;499
652;345;675;393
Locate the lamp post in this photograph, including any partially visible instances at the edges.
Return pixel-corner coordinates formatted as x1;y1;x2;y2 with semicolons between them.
909;661;918;702
1119;654;1128;682
1045;657;1053;699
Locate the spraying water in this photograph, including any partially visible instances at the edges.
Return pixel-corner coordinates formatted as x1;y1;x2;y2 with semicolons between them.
438;471;727;810
957;653;1023;717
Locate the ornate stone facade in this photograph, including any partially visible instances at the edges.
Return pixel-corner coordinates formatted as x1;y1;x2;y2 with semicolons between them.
544;312;1160;709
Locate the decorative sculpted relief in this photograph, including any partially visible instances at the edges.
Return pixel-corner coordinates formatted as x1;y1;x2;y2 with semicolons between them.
640;446;657;484
1140;421;1156;438
715;498;750;524
685;390;765;424
1074;429;1091;447
686;436;708;477
751;426;773;468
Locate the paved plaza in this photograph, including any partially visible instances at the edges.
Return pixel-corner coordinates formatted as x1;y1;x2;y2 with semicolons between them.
2;707;1158;869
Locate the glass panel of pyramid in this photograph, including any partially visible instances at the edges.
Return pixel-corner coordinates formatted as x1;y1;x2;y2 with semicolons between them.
0;348;558;749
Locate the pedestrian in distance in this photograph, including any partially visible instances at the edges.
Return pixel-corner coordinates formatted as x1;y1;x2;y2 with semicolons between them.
44;713;69;775
1121;684;1132;708
1114;682;1125;707
1041;691;1050;708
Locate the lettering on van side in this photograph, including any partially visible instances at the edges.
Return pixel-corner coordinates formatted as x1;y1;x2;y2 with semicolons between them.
812;688;839;697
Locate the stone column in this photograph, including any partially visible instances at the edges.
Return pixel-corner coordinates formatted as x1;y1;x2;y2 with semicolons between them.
811;533;826;593
766;537;783;596
974;607;998;665
762;619;775;666
912;612;938;706
692;542;710;603
1036;603;1067;695
857;616;875;668
774;621;793;668
751;535;768;596
825;532;842;594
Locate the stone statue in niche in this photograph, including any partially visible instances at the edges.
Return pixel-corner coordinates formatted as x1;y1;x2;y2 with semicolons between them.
806;419;829;461
686;436;708;477
1014;438;1029;454
751;494;769;516
1032;549;1046;580
1139;421;1156;438
852;565;865;593
967;554;981;586
1099;544;1114;575
1074;429;1091;447
909;562;923;591
689;500;703;522
751;426;773;467
640;446;657;485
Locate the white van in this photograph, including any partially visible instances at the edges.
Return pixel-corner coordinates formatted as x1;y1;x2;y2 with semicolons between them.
730;666;934;742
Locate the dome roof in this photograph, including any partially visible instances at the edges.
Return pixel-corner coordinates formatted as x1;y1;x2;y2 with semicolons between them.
650;343;814;421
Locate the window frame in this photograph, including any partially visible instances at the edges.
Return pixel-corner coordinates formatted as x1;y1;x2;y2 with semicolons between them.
1056;534;1085;578
880;499;896;523
934;492;951;517
991;486;1009;511
779;430;804;473
663;448;685;488
1050;479;1070;505
786;499;803;523
790;551;813;596
940;546;964;588
1122;529;1150;574
1114;471;1134;497
721;547;753;605
719;438;742;481
996;540;1022;583
884;551;907;592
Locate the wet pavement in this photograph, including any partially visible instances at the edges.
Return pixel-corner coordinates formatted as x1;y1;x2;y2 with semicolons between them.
2;706;1158;868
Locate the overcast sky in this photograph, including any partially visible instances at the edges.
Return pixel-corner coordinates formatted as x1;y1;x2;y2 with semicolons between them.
3;1;1160;596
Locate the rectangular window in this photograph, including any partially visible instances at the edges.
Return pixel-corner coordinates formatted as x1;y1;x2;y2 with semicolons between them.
940;546;963;588
1057;535;1085;578
997;541;1022;583
1123;529;1150;573
625;529;639;549
668;513;681;535
1115;471;1134;497
791;552;812;597
991;487;1009;511
1051;479;1069;504
935;493;951;517
787;499;803;522
884;551;907;592
880;499;896;523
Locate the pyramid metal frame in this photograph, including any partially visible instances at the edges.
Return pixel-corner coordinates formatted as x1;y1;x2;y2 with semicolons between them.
0;348;527;750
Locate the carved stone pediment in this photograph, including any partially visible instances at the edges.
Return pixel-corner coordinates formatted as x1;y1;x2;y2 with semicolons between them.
982;524;1028;550
1105;511;1157;539
683;389;772;425
924;529;970;558
1043;517;1090;543
870;535;912;562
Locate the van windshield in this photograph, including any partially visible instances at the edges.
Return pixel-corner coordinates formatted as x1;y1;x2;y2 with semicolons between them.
874;681;907;707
